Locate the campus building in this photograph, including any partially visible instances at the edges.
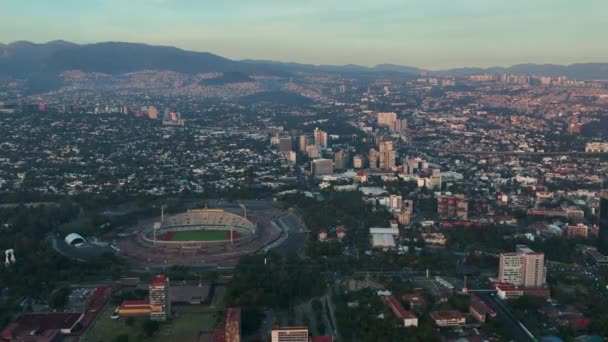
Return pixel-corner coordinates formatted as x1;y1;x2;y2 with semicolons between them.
149;275;170;321
498;245;546;288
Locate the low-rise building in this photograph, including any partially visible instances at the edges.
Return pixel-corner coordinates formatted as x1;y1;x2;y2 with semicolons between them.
383;295;418;327
271;326;309;342
429;310;466;327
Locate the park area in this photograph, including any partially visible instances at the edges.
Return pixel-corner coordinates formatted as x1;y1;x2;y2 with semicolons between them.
159;230;239;241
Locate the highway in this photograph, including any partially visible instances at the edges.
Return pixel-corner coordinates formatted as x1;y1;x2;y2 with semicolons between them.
475;291;536;342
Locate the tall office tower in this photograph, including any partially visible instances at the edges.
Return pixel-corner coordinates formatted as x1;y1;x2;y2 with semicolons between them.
279;137;292;155
225;307;241;342
147;106;159;119
298;134;311;152
311;159;333;176
334;150;347;170
271;327;309;342
353;155;364;169
368;148;378;169
498;245;546;287
599;191;608;255
149;275;170;321
313;127;328;149
377;112;397;126
379;141;396;170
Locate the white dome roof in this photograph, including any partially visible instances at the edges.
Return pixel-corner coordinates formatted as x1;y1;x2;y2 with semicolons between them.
65;233;86;246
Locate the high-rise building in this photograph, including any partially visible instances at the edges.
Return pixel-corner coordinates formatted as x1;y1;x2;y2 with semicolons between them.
395;200;414;226
353;155;363;169
368;148;378;169
148;106;159;119
270;327;309;342
334;150;347;170
437;194;468;219
279;137;292;155
225;307;241;342
378;141;396;170
313;128;328;149
311;159;333;176
498;245;546;287
599;191;608;255
149;275;170;321
299;134;312;152
306;145;320;159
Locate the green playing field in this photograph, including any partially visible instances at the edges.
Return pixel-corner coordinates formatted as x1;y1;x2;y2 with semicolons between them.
171;230;228;241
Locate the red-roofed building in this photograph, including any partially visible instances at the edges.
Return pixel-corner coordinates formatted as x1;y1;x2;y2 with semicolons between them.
311;337;334;342
400;293;425;312
336;226;346;239
429;310;466;327
494;282;550;300
383;295;418;327
117;300;152;316
469;294;496;323
318;229;328;241
1;313;84;342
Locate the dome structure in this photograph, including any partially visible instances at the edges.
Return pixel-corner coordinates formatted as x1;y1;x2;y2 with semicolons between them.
65;233;86;247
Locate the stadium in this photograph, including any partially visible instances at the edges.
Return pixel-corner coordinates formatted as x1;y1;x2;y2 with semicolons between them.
141;209;256;247
115;201;305;267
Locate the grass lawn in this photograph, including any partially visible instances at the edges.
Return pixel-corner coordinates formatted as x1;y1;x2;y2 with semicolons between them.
171;230;227;241
82;303;216;342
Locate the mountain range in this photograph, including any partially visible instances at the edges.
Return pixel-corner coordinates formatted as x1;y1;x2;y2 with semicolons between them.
1;40;608;88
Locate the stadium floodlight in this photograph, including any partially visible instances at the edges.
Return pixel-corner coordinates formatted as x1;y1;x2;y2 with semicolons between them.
239;202;246;220
161;204;167;222
153;222;162;246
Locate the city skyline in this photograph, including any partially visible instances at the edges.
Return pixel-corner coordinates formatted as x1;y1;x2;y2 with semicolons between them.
1;0;608;69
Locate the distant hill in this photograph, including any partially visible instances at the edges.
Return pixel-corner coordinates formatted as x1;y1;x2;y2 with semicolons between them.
239;91;314;105
2;40;608;93
240;59;420;75
435;63;608;80
199;71;254;86
0;40;79;77
44;42;238;75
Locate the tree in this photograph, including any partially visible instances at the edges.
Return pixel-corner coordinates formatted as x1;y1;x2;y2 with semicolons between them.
125;316;135;326
48;286;71;309
142;319;160;337
112;334;130;342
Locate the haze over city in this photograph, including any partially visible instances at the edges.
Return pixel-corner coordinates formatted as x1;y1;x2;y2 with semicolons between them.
2;0;608;68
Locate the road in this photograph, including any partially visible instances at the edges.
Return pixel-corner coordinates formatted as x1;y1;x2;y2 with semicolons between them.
475;291;536;342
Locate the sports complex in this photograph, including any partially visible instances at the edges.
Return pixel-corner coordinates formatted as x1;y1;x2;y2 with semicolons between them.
142;208;256;246
116;201;306;267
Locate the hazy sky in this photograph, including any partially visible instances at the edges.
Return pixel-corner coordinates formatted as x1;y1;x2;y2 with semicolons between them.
1;0;607;69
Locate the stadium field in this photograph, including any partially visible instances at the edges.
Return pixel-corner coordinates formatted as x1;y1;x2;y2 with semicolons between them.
170;230;230;241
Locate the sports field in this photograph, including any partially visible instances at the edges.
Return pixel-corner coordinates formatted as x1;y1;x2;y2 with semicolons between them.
171;230;228;241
